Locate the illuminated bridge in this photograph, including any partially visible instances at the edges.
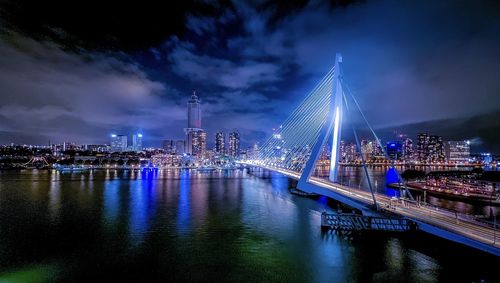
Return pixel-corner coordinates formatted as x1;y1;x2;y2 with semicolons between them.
242;54;500;256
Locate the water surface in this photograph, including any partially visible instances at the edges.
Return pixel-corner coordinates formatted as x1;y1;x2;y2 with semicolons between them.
0;169;498;282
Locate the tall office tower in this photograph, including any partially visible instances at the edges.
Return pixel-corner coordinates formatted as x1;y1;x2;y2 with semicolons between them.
428;135;444;163
248;142;259;159
215;132;225;154
228;132;240;157
339;140;346;162
375;139;384;157
402;138;413;162
191;130;206;156
435;136;445;162
360;139;376;160
416;133;429;163
187;91;201;129
175;140;185;154
163;140;175;154
132;133;143;151
386;141;403;160
346;142;358;162
445;140;470;163
185;91;202;154
110;134;127;152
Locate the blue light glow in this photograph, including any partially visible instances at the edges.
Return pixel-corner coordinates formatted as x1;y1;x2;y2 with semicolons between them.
177;169;191;233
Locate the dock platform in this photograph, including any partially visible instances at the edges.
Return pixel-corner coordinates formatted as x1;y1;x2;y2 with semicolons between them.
321;212;417;232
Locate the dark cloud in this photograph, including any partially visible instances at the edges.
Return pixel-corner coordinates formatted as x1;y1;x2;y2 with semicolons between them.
0;32;184;144
0;0;499;152
376;110;500;153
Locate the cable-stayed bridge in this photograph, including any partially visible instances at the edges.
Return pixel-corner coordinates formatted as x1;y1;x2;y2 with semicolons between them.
242;54;499;256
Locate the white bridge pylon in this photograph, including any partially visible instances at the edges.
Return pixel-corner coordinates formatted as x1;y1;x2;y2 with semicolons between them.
299;53;343;186
252;53;379;210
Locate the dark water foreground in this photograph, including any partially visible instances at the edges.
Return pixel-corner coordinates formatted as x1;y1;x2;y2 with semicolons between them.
0;169;498;283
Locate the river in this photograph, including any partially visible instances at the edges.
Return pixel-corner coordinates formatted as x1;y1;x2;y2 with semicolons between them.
0;169;498;282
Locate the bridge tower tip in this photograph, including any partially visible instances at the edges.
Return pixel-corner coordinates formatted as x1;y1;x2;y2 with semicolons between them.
336;53;343;63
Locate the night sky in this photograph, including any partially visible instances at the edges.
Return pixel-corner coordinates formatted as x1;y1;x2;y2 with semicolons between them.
0;0;499;152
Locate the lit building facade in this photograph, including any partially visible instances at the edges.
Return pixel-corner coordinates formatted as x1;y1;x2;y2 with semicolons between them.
416;133;428;162
228;132;240;157
428;135;445;163
340;141;357;163
110;134;127;152
191;130;206;156
445;140;470;163
215;132;225;154
416;133;445;163
402;138;413;162
132;134;143;151
386;141;403;160
185;92;203;155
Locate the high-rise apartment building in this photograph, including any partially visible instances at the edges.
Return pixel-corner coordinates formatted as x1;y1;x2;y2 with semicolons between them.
228;132;240;157
428;135;445;163
416;133;444;163
215;132;225;154
402;138;413;161
132;134;143;151
445;140;470;163
110;134;127;152
416;133;429;162
386;141;403;160
191;130;206;156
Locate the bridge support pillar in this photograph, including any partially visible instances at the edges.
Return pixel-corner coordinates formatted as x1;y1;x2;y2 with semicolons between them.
298;53;343;191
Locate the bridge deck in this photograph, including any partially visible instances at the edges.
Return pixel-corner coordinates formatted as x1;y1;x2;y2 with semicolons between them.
244;163;500;257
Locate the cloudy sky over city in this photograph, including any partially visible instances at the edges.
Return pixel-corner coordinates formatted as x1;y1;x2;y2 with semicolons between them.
0;0;499;151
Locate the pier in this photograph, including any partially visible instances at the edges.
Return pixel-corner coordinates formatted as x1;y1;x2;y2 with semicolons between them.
321;212;417;233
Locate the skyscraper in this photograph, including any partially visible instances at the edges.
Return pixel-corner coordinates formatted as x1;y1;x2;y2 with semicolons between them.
185;91;202;155
402;138;413;162
187;91;201;129
132;133;143;151
191;130;206;156
228;132;240;157
416;133;444;163
427;135;444;163
386;141;403;160
110;134;127;152
416;133;429;163
215;132;225;154
445;140;470;163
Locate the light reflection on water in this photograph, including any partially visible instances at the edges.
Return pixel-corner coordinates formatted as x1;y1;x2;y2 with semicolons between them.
0;168;498;282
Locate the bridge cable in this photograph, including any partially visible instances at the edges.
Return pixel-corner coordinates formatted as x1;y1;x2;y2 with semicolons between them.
341;80;415;201
342;88;379;210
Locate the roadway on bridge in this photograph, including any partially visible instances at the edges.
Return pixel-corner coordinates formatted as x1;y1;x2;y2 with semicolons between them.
245;163;499;254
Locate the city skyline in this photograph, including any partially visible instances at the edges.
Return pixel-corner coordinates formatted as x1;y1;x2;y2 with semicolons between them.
1;2;499;281
0;1;498;152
